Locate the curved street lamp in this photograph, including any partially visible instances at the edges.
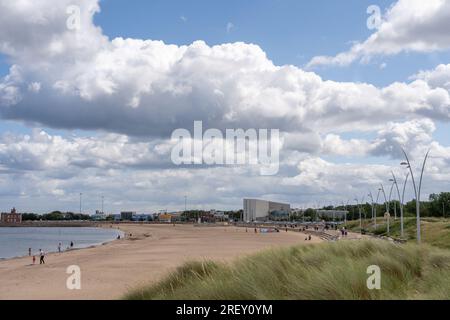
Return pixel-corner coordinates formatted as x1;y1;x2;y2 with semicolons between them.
354;196;365;235
391;171;410;238
379;184;390;235
387;180;396;219
401;149;430;244
342;200;350;226
374;188;382;230
367;192;375;229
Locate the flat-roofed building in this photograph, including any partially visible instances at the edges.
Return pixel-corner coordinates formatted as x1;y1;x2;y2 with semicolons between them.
243;199;290;222
120;211;136;221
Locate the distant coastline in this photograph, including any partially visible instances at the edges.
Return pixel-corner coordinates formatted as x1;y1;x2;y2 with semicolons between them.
0;221;100;228
0;221;193;228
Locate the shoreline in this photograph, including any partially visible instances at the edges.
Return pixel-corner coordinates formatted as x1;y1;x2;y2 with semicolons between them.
0;225;125;262
0;224;320;300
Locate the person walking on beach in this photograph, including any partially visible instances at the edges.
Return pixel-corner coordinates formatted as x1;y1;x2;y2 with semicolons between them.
70;241;74;248
28;248;31;256
58;243;62;253
39;249;45;264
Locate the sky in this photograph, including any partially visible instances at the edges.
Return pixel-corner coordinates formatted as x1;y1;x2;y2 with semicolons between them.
1;0;450;214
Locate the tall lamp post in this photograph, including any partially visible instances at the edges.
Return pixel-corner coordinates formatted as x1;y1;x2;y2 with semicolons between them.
79;193;83;215
374;188;382;230
379;184;389;235
401;149;430;244
342;200;349;226
391;171;410;238
354;196;365;235
368;192;375;229
387;181;396;219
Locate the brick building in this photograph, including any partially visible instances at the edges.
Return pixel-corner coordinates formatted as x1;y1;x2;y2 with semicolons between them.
1;208;22;224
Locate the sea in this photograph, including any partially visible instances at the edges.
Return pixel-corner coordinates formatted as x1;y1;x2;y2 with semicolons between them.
0;227;123;259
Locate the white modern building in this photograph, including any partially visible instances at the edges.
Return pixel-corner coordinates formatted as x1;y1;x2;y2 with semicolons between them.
243;199;290;222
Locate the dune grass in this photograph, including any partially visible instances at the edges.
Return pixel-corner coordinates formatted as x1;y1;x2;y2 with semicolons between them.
346;217;450;250
124;240;450;300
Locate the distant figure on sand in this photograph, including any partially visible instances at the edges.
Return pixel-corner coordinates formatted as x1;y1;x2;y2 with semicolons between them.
58;243;62;253
32;255;36;265
39;249;45;264
70;241;74;248
28;248;31;256
308;235;312;241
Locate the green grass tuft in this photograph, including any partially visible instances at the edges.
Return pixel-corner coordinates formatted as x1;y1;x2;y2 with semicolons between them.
124;240;450;300
347;217;450;250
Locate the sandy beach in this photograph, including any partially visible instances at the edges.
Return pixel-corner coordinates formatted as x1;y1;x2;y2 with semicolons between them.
0;224;321;300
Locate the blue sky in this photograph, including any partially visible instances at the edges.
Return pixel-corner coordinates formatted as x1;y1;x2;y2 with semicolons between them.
90;0;449;86
3;0;450;139
3;0;448;85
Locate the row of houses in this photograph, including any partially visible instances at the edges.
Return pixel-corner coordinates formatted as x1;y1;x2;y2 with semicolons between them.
111;210;229;223
0;208;230;224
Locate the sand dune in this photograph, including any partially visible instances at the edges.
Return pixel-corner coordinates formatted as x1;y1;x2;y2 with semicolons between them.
0;224;321;300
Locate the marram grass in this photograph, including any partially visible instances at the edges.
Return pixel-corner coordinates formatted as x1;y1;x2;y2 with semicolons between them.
124;240;450;300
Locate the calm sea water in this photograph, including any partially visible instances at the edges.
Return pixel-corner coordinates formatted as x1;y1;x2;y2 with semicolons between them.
0;227;123;259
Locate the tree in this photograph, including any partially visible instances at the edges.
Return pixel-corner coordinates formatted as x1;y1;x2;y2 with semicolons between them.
303;208;316;221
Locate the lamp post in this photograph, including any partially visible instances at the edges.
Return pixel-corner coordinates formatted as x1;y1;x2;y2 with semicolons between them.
387;181;395;219
368;192;375;229
354;196;365;235
401;149;430;244
342;200;349;226
379;184;389;235
391;171;410;238
79;193;82;215
374;189;381;230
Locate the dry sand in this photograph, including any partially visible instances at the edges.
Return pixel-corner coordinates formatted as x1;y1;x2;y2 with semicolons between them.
0;224;321;300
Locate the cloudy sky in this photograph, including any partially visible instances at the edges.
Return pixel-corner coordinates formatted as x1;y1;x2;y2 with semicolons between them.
1;0;450;214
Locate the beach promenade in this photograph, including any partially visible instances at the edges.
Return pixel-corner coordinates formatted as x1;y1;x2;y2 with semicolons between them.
0;224;320;300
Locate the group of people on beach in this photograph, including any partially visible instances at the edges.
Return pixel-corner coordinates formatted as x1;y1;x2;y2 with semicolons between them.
28;241;74;265
28;248;46;265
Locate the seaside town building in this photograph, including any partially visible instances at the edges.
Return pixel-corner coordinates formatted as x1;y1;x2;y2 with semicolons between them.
243;199;291;222
1;208;22;224
120;211;136;221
